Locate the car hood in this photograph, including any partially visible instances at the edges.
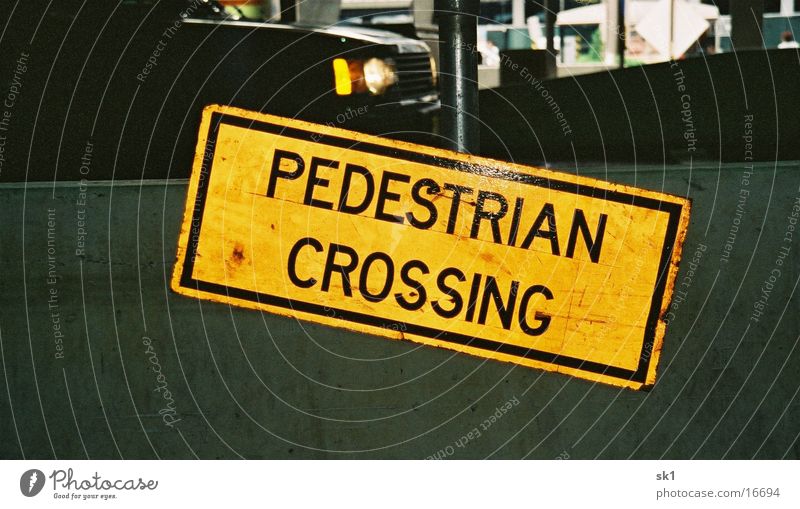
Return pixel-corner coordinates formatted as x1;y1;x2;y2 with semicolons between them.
185;18;430;54
304;24;431;53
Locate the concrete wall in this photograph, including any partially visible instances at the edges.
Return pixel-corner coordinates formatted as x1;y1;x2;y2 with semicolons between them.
2;161;798;459
480;49;800;164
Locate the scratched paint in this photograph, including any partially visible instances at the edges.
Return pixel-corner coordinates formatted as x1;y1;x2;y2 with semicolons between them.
171;105;691;390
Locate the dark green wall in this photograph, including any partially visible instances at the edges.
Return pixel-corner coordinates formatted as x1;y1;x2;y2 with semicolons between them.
1;161;798;459
480;50;800;165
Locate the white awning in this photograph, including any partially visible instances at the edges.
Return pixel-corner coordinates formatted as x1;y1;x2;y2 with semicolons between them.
556;0;719;27
635;0;711;58
556;3;605;26
341;0;412;9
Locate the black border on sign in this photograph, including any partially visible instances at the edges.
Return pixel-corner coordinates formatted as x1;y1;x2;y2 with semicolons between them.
178;111;684;385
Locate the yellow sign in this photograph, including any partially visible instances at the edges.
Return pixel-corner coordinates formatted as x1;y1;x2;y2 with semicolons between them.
172;105;691;390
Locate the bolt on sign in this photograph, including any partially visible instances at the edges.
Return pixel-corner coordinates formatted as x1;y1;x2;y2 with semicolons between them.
172;105;691;390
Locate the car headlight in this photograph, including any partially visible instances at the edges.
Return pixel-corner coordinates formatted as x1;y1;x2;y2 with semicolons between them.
362;58;397;95
332;57;397;96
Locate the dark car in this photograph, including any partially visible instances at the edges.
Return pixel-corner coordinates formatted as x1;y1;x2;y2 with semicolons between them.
0;0;438;182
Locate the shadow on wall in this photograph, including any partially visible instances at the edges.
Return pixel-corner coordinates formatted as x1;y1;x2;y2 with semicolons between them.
479;49;800;165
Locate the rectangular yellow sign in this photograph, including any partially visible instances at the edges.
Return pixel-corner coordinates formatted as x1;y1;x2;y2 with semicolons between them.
172;105;691;390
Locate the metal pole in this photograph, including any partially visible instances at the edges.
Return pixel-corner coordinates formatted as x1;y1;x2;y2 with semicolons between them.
545;0;558;77
435;0;480;153
280;0;296;22
731;0;765;50
617;0;625;68
604;0;618;65
512;0;525;27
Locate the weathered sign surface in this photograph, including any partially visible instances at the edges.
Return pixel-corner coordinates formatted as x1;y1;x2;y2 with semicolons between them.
172;105;691;390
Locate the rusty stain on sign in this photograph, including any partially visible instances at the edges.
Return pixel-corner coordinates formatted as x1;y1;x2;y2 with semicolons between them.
171;105;691;390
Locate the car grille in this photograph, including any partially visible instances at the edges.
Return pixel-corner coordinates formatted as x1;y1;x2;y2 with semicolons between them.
392;52;436;99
